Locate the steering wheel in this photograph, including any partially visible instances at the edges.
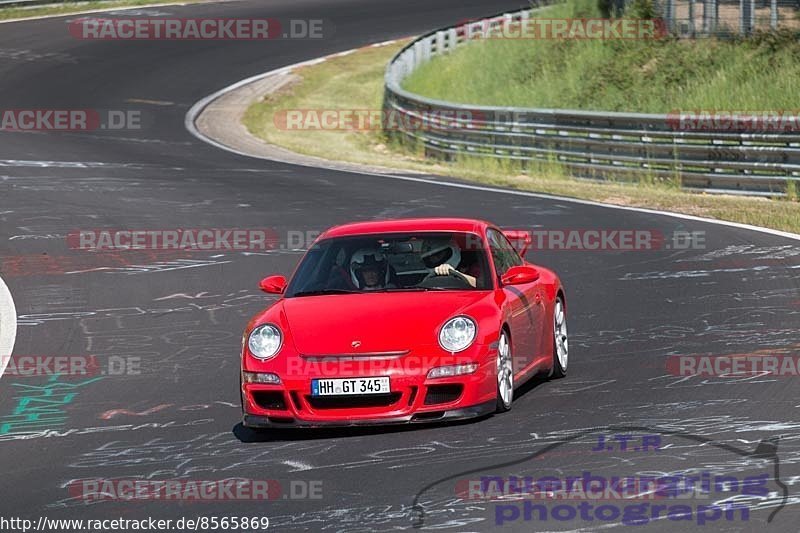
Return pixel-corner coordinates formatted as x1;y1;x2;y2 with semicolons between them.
420;269;437;281
419;267;471;288
448;268;470;283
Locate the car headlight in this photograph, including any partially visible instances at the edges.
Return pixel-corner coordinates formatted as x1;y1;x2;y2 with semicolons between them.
248;324;283;360
439;316;477;353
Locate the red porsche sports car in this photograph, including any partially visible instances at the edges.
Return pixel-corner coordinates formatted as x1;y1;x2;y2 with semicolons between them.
240;218;568;428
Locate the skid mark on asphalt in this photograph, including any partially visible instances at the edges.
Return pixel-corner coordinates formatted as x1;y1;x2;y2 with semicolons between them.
0;160;158;169
99;404;173;420
15;290;266;326
0;48;78;63
125;98;174;106
0;418;215;444
65;257;232;275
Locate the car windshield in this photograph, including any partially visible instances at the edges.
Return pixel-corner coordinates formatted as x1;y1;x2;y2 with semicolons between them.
285;231;492;296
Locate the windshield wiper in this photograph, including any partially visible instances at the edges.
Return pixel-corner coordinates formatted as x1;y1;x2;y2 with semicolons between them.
291;289;361;297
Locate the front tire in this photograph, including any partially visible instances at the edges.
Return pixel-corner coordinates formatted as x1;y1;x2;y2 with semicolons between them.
551;297;568;378
495;330;513;412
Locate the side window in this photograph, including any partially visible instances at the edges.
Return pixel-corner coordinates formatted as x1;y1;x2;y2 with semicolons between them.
486;229;521;277
497;232;524;268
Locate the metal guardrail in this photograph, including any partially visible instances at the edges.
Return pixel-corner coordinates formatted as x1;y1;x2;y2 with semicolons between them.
383;7;800;196
0;0;67;6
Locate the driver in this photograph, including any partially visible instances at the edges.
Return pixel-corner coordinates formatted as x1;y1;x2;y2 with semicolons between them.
350;249;394;290
422;239;478;288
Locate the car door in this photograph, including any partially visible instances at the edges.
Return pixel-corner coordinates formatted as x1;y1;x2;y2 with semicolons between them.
487;229;541;373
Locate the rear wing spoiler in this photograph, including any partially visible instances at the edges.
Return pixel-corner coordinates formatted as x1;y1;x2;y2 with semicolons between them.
502;230;532;258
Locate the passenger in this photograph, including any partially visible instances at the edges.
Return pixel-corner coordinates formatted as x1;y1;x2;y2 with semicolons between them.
350;249;394;290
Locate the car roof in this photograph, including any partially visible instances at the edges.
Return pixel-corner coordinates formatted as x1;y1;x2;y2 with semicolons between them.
320;218;492;239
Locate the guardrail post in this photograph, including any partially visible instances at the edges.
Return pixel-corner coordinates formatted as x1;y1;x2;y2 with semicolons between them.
664;0;675;33
422;38;432;62
435;31;445;54
703;0;718;34
740;0;755;34
413;41;423;68
475;20;489;40
446;28;457;50
770;0;778;29
466;21;478;40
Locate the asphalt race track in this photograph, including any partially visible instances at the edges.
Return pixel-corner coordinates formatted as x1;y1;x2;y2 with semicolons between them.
0;1;799;531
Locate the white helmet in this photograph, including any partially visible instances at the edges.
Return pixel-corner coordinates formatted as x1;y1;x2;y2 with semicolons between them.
350;249;389;288
421;239;461;270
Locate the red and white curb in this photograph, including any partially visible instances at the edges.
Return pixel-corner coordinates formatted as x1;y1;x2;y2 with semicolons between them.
184;37;402;150
0;275;16;380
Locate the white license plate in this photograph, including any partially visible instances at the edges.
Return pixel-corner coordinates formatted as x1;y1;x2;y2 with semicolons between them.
311;377;390;396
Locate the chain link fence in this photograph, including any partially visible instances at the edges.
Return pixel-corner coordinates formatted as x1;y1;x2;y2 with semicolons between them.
654;0;800;36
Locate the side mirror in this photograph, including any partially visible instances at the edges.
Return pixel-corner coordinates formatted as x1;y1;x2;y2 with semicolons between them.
502;230;532;258
501;265;540;286
259;275;287;294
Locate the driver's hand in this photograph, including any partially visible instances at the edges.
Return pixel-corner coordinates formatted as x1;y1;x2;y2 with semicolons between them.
434;264;454;276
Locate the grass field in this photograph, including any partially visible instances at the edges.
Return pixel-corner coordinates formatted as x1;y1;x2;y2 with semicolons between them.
242;39;800;234
403;0;800;111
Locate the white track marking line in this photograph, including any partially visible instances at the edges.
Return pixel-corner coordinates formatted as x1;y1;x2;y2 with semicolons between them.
185;44;800;244
0;274;17;379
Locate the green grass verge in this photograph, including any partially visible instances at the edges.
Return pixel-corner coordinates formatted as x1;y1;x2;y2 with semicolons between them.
0;0;203;21
242;40;800;234
403;0;800;111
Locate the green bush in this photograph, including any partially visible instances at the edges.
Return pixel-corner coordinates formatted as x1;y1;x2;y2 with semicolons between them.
625;0;658;19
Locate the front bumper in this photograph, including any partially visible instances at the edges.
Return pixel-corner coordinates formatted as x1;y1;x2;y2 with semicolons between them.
241;344;498;428
243;399;496;428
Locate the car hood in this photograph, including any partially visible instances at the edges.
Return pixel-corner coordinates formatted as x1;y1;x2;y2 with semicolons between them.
280;291;491;355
